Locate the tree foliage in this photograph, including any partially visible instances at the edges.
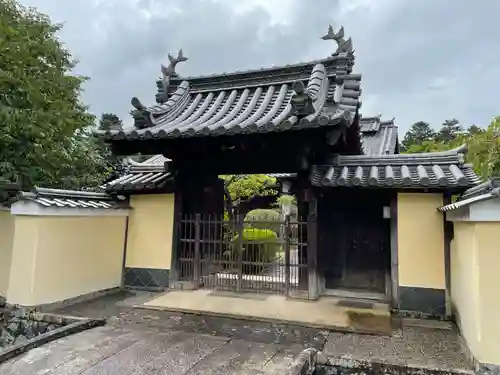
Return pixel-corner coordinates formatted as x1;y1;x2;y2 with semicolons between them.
401;121;435;152
99;113;123;131
434;118;463;143
220;174;279;217
403;117;500;179
0;0;109;189
221;175;278;206
96;112;125;182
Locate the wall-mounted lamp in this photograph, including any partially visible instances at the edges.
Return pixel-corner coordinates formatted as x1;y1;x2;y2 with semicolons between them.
383;206;391;219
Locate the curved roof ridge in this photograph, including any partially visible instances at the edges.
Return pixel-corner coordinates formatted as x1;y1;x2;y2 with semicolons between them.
167;54;353;82
321;145;468;166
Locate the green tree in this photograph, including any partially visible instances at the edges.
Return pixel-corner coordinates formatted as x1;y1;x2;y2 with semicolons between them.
99;113;123;131
401;121;435;151
220;174;279;218
96;113;125;181
403;117;500;180
466;117;500;179
435;118;463;143
467;125;484;135
0;0;109;189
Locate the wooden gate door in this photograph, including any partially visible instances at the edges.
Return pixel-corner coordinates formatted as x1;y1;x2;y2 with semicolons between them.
321;193;390;293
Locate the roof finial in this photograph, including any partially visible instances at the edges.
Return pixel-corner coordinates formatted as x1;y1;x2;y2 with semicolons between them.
158;49;188;102
161;49;188;77
321;25;353;54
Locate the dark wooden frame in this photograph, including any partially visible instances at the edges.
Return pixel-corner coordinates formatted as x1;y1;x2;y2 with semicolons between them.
443;193;453;319
389;194;399;309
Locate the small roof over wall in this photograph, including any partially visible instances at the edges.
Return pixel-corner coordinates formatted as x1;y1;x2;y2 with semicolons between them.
311;145;480;190
9;187;129;216
438;178;500;216
105;155;174;194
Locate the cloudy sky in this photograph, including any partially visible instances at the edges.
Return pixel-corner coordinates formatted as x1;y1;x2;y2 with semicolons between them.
21;0;499;133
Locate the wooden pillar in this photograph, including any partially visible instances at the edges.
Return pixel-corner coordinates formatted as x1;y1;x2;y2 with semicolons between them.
389;194;399;310
307;192;319;300
169;179;184;285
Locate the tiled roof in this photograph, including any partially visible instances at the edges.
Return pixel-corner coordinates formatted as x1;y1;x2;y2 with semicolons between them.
311;145;481;189
359;114;399;155
105;155;174;194
106;155;299;194
103;54;362;141
267;173;297;179
438;178;500;212
19;188;127;209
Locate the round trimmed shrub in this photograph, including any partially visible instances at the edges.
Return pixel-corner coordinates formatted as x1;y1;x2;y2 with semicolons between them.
245;209;281;233
231;228;280;273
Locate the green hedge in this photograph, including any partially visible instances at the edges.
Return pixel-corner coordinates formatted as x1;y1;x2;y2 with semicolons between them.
245;209;281;233
232;228;280;263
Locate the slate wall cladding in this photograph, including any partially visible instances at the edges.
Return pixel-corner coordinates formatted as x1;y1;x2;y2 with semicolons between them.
123;267;170;290
398;286;446;317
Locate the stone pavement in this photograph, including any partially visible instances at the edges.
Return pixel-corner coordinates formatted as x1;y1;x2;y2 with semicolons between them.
0;290;475;374
0;323;303;375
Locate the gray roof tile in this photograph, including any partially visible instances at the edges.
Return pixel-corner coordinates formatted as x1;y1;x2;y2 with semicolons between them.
19;188;127;209
105;155;173;194
103;56;362;141
106;155;298;193
359;114;398;155
311;145;480;189
267;173;297;179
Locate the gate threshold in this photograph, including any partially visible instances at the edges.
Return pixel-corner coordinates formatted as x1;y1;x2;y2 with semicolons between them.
134;289;393;335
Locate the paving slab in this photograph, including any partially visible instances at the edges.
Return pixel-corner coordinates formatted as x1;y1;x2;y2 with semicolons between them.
129;333;230;375
118;308;329;349
80;331;214;375
0;326;141;375
322;325;474;372
184;339;290;375
0;321;297;375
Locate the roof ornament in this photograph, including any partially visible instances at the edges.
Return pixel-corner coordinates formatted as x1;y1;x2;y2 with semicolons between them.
161;49;188;78
130;97;151;129
290;81;315;117
321;25;353;54
158;49;188;102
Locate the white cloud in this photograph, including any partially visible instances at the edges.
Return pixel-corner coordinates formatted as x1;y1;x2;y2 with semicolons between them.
20;0;500;132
